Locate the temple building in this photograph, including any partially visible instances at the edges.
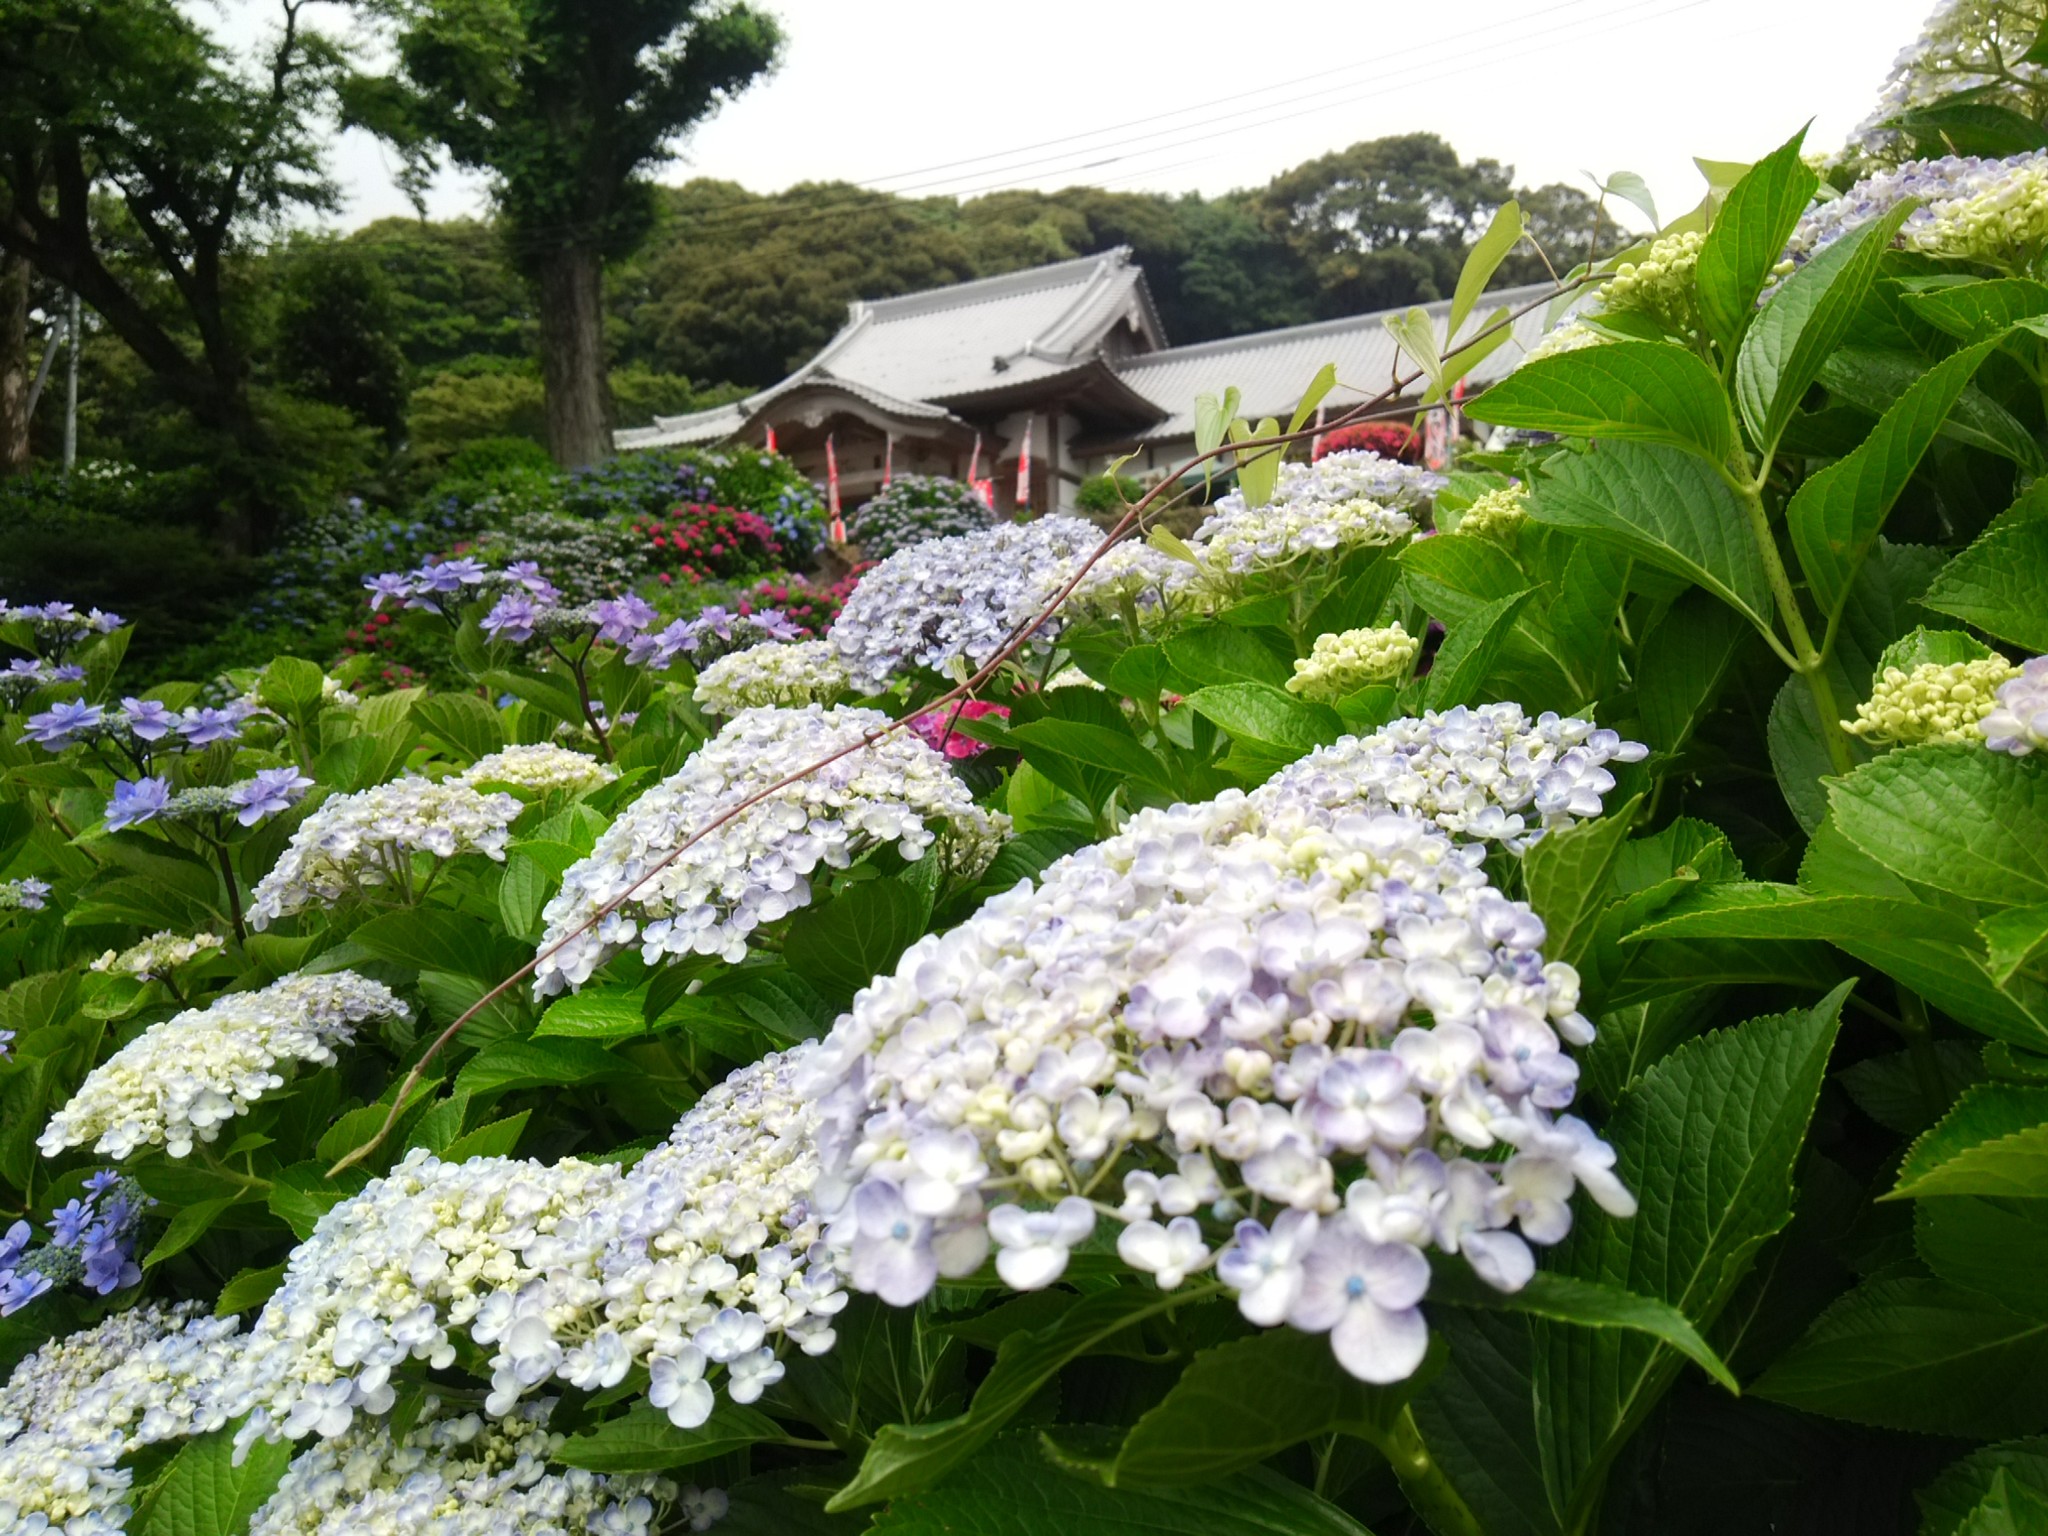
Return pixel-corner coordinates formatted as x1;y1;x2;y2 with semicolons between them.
615;248;1553;516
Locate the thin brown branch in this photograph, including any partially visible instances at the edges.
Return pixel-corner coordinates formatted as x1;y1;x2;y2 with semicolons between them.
325;283;1573;1176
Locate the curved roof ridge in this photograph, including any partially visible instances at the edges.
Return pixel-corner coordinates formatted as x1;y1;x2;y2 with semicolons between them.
859;246;1135;323
1122;282;1557;369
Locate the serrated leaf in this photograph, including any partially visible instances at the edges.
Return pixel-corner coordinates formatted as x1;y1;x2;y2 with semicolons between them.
215;1263;286;1316
1891;1084;2048;1199
1425;590;1535;709
536;988;651;1040
828;1287;1192;1510
1008;719;1175;791
456;1038;634;1098
1696;128;1818;352
1753;1276;2048;1437
1531;441;1777;638
1920;1438;2048;1536
1918;1197;2048;1319
1788;333;2006;617
868;1433;1374;1536
1531;985;1850;1527
413;691;506;764
1181;682;1343;754
497;853;551;942
1828;746;2048;906
131;1427;291;1536
257;656;327;715
1286;362;1339;437
143;1198;238;1270
785;874;934;1007
1523;796;1642;970
1985;905;2048;987
348;907;526;981
1386;305;1448;399
1163;623;1293;689
1468;342;1737;463
556;1400;780;1473
1922;501;2048;651
1738;201;1915;453
1635;591;1750;757
442;1111;530;1160
1430;1267;1737;1392
1907;278;2048;341
1110;1326;1409;1487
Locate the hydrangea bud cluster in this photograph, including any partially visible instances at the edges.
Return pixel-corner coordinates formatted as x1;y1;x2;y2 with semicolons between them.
245;1398;680;1536
0;600;123;659
106;766;314;833
1591;229;1708;336
89;929;224;980
39;971;409;1161
0;877;49;912
1191;459;1416;578
249;777;523;928
1843;656;2021;745
826;516;1102;691
1453;484;1529;541
0;1171;153;1314
1981;655;2048;755
0;1302;244;1534
1286;624;1421;702
456;744;617;796
1781;152;2048;270
802;771;1636;1385
692;638;854;713
1522;318;1610;364
533;705;1006;992
1253;705;1648;854
224;1151;628;1447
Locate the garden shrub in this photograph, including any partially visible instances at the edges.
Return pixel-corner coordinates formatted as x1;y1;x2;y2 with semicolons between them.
1075;471;1145;516
847;472;991;557
1313;419;1418;460
7;31;2048;1534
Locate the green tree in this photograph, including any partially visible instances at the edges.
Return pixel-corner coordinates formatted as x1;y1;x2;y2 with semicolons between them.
1496;179;1625;285
1251;132;1516;315
358;0;783;467
346;216;536;374
270;240;410;444
0;0;343;536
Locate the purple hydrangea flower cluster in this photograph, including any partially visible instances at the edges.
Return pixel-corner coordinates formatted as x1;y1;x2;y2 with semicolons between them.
103;768;313;834
365;557;557;619
0;658;87;707
472;579;802;670
0;1171;152;1315
1781;151;2048;270
18;695;258;756
0;600;124;661
0;877;50;912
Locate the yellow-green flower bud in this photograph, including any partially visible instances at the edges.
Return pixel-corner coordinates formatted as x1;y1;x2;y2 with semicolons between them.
1287;623;1422;702
1842;657;2021;746
1596;229;1707;335
1454;485;1528;541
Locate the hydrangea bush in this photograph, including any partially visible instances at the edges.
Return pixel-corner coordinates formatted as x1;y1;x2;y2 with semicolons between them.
4;41;2048;1532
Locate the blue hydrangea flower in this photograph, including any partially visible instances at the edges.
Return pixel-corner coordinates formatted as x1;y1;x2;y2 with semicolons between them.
121;696;178;741
20;698;104;748
228;767;315;827
106;776;172;831
177;707;243;747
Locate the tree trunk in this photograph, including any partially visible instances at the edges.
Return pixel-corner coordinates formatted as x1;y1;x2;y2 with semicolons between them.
0;252;29;474
536;244;612;469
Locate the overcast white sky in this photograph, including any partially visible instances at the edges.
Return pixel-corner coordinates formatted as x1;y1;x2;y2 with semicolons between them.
283;0;1930;230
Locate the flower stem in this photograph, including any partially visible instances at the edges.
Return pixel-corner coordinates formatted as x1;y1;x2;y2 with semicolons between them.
212;835;247;944
1731;471;1855;777
1382;1407;1487;1536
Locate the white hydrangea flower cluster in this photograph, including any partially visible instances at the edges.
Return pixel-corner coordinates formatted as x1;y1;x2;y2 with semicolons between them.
224;1151;626;1448
455;744;617;796
1192;460;1417;579
38;971;409;1160
1293;451;1449;510
1845;0;2047;161
1844;656;2021;745
1452;484;1529;540
533;705;1006;994
1781;152;2048;270
692;638;854;713
1063;540;1211;630
1981;655;2048;755
88;929;224;979
227;1049;841;1448
566;1045;843;1429
246;1398;679;1536
1253;705;1648;854
802;772;1637;1386
827;515;1101;690
249;777;523;929
0;1302;244;1535
1286;624;1421;702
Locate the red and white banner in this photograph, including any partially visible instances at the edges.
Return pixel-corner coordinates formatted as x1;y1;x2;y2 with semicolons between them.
1014;419;1032;511
826;434;846;542
765;424;777;454
975;478;995;507
966;432;982;486
883;433;894;488
1423;408;1449;471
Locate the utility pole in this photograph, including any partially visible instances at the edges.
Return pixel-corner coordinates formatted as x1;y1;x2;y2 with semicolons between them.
62;290;79;472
